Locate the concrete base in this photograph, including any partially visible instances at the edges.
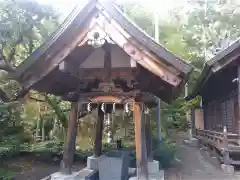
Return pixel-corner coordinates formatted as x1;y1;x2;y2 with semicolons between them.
50;172;80;180
87;156;105;170
221;164;235;174
148;160;159;174
129;170;164;180
49;168;97;180
183;138;199;147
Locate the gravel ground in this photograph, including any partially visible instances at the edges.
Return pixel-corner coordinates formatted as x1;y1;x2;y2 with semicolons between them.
165;131;240;180
5;156;85;180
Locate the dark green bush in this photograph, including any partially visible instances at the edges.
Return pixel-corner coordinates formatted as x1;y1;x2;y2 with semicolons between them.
0;146;20;163
0;168;15;180
152;137;176;168
30;141;63;163
75;149;93;162
128;137;176;169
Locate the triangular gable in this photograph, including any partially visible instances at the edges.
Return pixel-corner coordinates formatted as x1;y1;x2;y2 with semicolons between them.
186;39;240;100
14;0;192;94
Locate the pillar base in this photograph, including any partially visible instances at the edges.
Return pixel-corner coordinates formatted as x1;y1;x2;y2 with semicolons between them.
221;164;234;174
46;168;97;180
50;172;80;180
87;156;99;170
129;170;164;180
87;155;106;170
148;160;159;174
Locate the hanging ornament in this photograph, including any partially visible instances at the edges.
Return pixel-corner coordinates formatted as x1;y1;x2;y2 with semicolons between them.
112;103;116;113
101;103;105;112
87;103;92;112
144;106;149;114
124;103;129;114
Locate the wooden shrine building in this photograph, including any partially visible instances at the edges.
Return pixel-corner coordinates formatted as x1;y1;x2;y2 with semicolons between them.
13;0;192;179
187;39;240;165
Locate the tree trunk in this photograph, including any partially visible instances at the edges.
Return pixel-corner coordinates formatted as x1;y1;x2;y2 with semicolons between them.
110;113;114;142
63;127;68;143
36;118;41;142
42;119;45;142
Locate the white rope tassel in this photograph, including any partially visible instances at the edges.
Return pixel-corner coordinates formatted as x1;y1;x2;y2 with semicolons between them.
144;106;149;115
87;103;92;112
124;103;129;114
112;103;116;113
101;103;105;113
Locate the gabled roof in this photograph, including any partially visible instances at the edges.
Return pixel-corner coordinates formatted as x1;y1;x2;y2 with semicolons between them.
13;0;193;102
186;38;240;100
14;0;192;79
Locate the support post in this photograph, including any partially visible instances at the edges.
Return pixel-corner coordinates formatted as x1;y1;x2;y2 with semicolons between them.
134;102;148;180
238;66;240;144
156;98;162;141
145;113;152;160
60;102;79;174
223;126;230;165
94;105;104;157
191;108;196;137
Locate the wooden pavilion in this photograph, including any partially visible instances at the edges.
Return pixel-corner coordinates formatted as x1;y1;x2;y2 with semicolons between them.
187;39;240;165
14;0;192;179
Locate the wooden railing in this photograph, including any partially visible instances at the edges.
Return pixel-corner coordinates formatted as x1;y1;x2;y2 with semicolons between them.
195;129;239;150
195;128;240;165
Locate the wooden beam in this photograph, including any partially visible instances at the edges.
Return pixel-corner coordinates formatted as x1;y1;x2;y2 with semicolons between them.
21;11;97;90
133;102;148;180
66;66;135;81
60;102;79;174
90;95;123;103
96;13;181;86
212;55;239;73
238;66;240;139
103;43;112;81
94;105;104;157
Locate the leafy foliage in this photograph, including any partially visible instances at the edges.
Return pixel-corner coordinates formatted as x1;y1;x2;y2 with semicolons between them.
0;168;15;180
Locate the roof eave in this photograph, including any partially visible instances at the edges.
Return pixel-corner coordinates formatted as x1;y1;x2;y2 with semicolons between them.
185;63;212;101
100;1;193;77
14;0;97;80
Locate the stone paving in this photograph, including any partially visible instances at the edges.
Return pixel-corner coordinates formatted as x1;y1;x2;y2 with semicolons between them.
165;131;240;180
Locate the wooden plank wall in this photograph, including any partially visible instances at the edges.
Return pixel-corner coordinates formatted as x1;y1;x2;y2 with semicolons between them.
203;89;238;133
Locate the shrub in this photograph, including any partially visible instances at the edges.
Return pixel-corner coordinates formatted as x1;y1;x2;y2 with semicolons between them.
152;137;176;169
128;137;176;169
0;168;15;180
0;146;20;163
75;149;93;162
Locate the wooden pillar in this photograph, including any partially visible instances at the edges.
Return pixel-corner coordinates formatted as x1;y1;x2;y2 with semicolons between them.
134;102;148;180
223;126;230;165
60;102;79;174
145;113;152;160
94;105;104;157
191;108;196;136
156;98;162;141
238;66;240;138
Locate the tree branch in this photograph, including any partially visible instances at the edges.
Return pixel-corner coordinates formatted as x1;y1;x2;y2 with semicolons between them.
28;95;46;102
0;49;15;72
7;34;23;63
0;87;10;102
0;61;15;72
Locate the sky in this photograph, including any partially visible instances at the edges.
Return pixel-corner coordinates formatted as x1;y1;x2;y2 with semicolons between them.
37;0;187;17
